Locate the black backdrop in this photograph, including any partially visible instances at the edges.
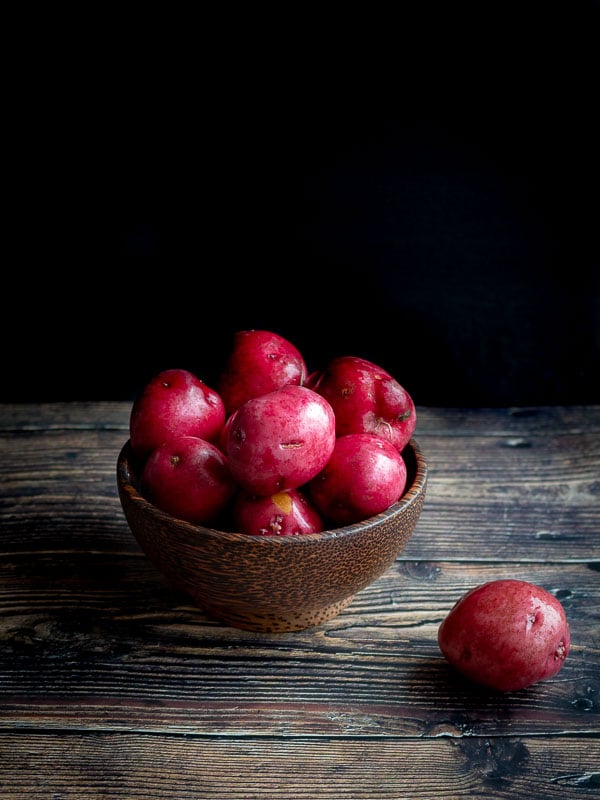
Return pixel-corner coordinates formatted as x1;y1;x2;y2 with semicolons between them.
5;7;599;407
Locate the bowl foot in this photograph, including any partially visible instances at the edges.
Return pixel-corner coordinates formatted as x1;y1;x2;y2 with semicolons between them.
195;594;357;632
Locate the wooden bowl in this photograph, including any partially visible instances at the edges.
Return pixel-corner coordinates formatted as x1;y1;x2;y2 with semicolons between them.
116;438;428;632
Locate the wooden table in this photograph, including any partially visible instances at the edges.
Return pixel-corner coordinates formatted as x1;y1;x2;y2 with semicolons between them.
1;403;598;799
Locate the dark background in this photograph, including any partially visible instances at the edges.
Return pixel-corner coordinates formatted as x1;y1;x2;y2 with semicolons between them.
5;6;599;407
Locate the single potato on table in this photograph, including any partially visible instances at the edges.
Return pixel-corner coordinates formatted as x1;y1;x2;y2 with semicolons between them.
437;579;570;691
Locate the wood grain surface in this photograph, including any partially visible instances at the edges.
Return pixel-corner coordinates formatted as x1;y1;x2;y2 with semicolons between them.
1;403;598;799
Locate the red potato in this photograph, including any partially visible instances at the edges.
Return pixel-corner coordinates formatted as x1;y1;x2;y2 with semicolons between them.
308;432;407;525
217;411;235;454
306;355;416;452
233;488;324;536
226;385;336;496
437;579;571;692
141;435;237;525
217;329;308;415
129;368;226;460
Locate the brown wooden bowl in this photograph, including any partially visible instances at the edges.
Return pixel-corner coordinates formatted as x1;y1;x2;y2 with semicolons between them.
116;437;428;632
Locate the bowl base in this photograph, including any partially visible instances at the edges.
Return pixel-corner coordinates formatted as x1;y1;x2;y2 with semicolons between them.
195;594;356;633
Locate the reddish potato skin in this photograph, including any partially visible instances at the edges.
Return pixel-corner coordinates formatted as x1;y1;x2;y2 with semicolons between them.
141;435;237;525
233;488;324;536
217;329;308;416
308;433;407;525
306;355;416;453
130;368;226;460
217;411;235;454
437;579;571;692
226;385;336;496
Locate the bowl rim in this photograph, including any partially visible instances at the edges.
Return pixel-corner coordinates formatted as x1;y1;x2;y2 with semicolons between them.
117;436;428;546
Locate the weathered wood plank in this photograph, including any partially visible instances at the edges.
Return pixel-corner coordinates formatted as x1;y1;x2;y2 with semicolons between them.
1;558;597;737
415;405;600;436
2;402;600;435
1;732;598;799
0;402;131;430
2;420;598;560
